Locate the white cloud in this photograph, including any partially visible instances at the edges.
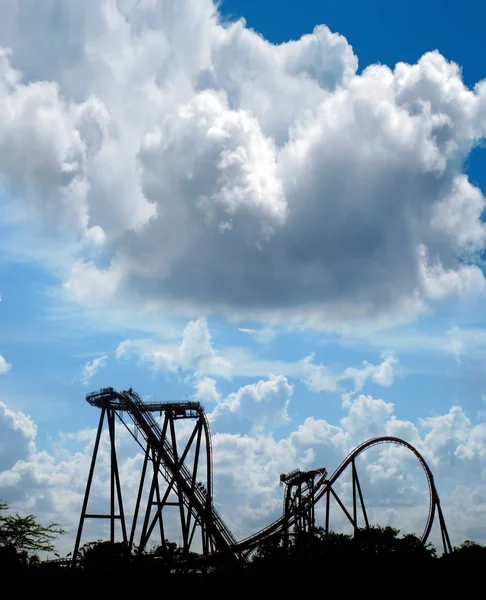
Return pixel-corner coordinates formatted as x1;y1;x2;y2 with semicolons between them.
0;47;106;244
117;317;233;378
444;328;465;363
0;2;483;331
193;376;221;403
238;327;277;344
80;354;108;385
179;317;232;376
299;353;339;392
369;351;398;387
212;375;293;431
116;316;401;402
299;351;399;403
340;394;395;440
419;406;471;470
418;244;485;301
340;352;398;405
117;339;177;373
341;319;486;364
442;326;486;363
63;261;121;307
0;354;11;374
455;423;486;460
0;400;36;471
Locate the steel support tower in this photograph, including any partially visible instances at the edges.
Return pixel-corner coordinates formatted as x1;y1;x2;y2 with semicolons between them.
72;387;237;561
73;387;453;563
280;468;326;548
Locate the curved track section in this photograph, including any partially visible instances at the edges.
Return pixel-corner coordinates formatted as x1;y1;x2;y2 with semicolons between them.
317;436;436;542
79;388;450;559
234;436;445;553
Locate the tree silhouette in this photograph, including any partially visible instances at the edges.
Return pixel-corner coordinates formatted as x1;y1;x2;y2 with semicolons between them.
0;501;65;563
452;540;486;557
77;539;132;570
245;524;439;580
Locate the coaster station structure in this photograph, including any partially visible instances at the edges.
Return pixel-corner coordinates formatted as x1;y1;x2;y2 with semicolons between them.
73;387;453;563
279;467;326;549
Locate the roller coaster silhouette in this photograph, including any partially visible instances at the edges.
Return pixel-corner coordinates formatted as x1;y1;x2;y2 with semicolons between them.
72;387;452;563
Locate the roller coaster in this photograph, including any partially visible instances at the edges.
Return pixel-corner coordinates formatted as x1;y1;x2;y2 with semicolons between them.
73;387;453;563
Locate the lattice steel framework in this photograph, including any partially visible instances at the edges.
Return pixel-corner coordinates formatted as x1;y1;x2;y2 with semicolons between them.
73;387;453;564
234;437;453;556
72;387;236;561
280;468;327;548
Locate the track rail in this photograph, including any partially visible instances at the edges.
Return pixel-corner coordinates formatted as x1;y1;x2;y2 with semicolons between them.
86;387;237;551
81;388;450;558
233;436;440;552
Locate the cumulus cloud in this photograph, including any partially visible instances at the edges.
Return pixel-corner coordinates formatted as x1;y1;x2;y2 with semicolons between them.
193;376;221;403
80;354;108;385
0;1;483;331
102;49;486;328
212;375;293;431
0;47;107;244
0;400;36;472
340;351;399;405
340;394;395;441
0;354;11;374
115;316;401;396
116;316;232;378
299;353;339;392
299;351;399;403
419;407;472;470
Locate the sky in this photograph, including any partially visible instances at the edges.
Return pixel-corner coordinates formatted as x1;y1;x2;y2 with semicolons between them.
1;0;486;558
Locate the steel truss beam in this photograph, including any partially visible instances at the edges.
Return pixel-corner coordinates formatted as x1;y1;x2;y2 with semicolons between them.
235;437;453;556
74;390;453;564
319;440;453;555
72;388;236;562
281;469;320;549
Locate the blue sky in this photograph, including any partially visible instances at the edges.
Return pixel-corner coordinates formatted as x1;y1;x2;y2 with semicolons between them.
1;0;486;557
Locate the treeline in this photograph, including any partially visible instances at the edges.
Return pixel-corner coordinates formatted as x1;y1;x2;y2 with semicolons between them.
246;525;486;578
1;501;485;591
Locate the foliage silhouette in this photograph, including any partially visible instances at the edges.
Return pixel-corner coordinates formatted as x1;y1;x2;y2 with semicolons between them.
246;524;439;579
77;540;132;570
0;501;65;565
1;502;485;591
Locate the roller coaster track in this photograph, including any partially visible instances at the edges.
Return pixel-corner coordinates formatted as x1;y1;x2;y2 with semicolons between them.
233;436;451;554
74;387;237;559
74;388;452;561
